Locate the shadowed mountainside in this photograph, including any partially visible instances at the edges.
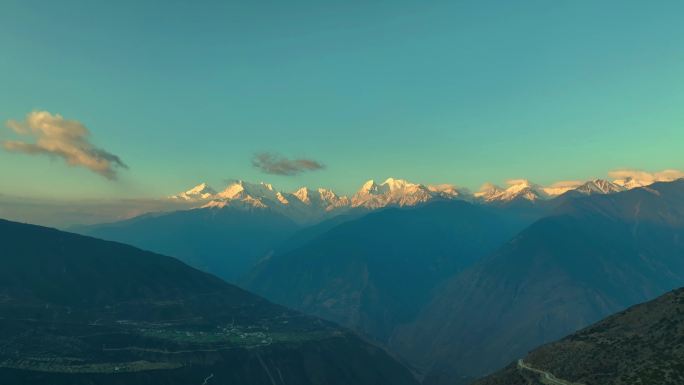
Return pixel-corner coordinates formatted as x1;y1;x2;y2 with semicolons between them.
392;180;684;384
0;219;418;385
76;206;301;282
245;200;532;343
474;286;684;385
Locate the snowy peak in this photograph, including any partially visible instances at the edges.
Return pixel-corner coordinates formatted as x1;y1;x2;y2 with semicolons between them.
474;183;505;201
609;169;684;190
189;182;214;194
205;180;299;213
353;178;420;208
170;170;681;216
351;177;460;209
475;179;547;203
476;177;632;204
357;179;388;195
173;177;467;213
612;176;650;190
504;179;535;193
292;187;350;211
574;179;626;195
427;184;469;199
504;179;548;202
543;181;583;196
292;187;338;204
216;180;277;201
317;188;351;209
292;187;313;203
216;181;246;200
383;178;418;191
170;182;217;201
186;180;354;223
202;195;268;210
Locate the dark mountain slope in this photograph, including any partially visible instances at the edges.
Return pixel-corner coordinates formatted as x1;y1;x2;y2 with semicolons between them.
0;219;418;385
474;286;684;385
270;208;370;255
392;180;684;384
482;198;554;223
77;206;301;282
245;200;531;343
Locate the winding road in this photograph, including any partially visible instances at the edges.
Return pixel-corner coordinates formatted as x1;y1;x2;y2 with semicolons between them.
517;359;584;385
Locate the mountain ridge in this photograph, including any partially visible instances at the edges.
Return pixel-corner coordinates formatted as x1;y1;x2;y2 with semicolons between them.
245;199;533;345
391;180;684;384
166;175;673;224
0;218;419;385
473;286;684;385
77;205;302;281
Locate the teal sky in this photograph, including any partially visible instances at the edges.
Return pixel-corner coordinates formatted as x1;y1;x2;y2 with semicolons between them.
1;0;684;199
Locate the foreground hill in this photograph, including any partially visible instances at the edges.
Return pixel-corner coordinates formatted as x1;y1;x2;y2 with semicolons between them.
0;219;418;385
474;286;684;385
245;200;531;343
392;180;684;384
77;206;301;282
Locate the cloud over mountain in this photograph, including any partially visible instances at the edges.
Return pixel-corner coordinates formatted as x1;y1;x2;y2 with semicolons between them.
609;168;684;188
252;152;325;176
3;111;127;179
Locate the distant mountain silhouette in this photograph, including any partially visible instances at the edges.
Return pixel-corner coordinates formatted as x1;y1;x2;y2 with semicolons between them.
245;200;532;343
269;208;371;255
392;180;684;384
474;286;684;385
72;178;584;285
77;206;301;282
0;219;418;385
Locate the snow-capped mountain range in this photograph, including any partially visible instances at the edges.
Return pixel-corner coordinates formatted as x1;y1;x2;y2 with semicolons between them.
573;179;626;195
350;178;467;209
472;178;632;203
172;180;352;222
474;180;548;203
171;182;217;201
169;175;678;223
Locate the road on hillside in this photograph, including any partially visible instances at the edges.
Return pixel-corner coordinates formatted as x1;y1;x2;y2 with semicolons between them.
517;359;584;385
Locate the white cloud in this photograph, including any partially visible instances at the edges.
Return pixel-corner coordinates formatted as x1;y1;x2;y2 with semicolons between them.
609;168;684;188
505;179;531;186
3;111;127;179
543;180;584;196
547;180;584;188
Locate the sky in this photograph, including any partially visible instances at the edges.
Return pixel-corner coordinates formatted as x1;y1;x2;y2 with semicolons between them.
1;0;684;200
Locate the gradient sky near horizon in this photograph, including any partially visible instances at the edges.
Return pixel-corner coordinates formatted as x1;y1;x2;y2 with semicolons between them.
1;0;684;199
